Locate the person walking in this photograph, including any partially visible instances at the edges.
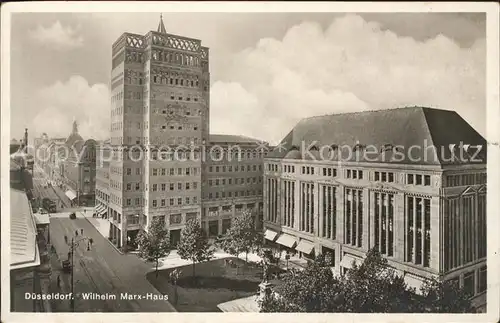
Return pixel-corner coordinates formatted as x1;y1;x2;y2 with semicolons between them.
80;228;84;235
75;230;78;237
64;235;68;244
57;275;61;288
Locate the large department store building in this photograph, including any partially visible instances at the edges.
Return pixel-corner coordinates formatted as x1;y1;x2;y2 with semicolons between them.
94;17;267;250
263;106;487;311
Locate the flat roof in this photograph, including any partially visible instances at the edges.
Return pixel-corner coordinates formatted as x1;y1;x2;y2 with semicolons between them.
10;188;40;270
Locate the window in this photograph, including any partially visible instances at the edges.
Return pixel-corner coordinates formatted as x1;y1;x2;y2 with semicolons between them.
407;174;414;184
177;198;182;205
152;200;157;207
406;196;431;267
126;183;131;191
344;188;363;247
152;184;157;191
463;272;475;297
424;175;431;186
479;266;487;292
178;183;182;190
169;183;174;191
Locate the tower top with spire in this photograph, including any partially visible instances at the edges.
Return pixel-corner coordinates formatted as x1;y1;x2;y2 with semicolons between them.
72;120;78;134
157;13;167;34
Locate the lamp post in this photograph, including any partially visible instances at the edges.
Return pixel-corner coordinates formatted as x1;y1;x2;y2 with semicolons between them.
69;235;92;312
169;269;181;306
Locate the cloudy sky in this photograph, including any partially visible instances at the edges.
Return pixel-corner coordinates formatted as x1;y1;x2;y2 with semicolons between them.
10;12;486;144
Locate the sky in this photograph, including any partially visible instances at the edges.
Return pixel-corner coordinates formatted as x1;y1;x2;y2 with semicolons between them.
10;12;486;145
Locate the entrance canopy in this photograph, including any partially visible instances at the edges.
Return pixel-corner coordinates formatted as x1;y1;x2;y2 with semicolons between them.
296;240;315;254
276;233;296;248
340;254;363;269
65;190;77;201
264;229;278;241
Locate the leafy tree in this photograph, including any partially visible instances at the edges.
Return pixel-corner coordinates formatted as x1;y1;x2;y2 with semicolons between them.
418;278;473;313
135;216;171;278
177;219;214;278
220;211;262;263
260;248;473;313
260;260;346;312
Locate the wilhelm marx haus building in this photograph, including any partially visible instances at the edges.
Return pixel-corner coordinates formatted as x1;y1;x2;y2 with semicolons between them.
263;106;487;311
95;17;267;250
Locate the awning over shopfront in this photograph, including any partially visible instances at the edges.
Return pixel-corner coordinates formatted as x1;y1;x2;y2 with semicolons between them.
65;190;77;201
295;240;315;254
275;233;297;248
95;204;106;214
264;229;278;241
34;213;50;225
404;274;424;295
340;254;363;269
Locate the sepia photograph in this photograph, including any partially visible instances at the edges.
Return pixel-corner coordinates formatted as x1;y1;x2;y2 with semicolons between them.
1;1;499;322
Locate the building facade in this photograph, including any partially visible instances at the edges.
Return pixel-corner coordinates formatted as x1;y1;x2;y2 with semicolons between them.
10;136;51;312
94;17;267;250
39;122;97;206
263;107;487;311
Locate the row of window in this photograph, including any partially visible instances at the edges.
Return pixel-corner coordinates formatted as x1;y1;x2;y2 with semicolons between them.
205;202;262;216
207;189;262;199
151;167;200;177
208;177;262;186
133;181;199;192
209;164;262;173
407;173;431;186
151;75;200;88
267;182;435;268
150;196;199;208
449;266;487;297
150;49;202;68
446;173;487;187
374;171;394;183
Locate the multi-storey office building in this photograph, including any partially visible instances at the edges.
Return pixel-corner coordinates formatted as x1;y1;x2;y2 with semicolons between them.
94;17;267;250
202;135;265;238
263;107;487;311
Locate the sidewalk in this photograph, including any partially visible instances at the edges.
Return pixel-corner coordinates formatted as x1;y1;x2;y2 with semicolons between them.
48;247;72;312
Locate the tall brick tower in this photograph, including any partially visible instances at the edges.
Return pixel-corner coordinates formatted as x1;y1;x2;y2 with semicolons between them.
107;15;210;249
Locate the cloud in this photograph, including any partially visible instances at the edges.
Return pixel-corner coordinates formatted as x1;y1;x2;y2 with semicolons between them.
210;14;486;144
29;20;83;50
33;76;110;140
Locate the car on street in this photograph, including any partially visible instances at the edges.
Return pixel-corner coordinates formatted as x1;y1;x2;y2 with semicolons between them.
38;208;48;214
69;212;77;220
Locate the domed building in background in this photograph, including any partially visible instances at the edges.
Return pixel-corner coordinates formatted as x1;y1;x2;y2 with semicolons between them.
35;121;97;207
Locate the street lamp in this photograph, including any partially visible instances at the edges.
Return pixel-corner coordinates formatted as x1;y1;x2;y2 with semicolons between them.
68;234;93;312
169;269;181;305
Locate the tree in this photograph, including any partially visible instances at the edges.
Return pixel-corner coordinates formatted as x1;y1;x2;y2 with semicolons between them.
135;216;171;278
418;278;473;313
177;219;214;278
259;260;346;312
260;248;473;313
220;211;262;263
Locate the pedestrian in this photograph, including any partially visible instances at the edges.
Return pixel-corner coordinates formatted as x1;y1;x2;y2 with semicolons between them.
67;252;71;260
81;228;83;235
75;230;78;237
84;209;86;215
64;235;68;243
57;275;61;288
89;238;93;245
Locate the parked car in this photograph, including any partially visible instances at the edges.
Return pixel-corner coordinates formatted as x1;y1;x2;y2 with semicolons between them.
69;212;76;220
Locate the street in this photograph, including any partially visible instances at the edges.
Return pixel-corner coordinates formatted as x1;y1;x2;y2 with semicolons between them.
32;163;176;312
50;213;176;312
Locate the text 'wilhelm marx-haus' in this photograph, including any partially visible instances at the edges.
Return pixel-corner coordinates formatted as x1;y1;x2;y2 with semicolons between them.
95;17;267;251
263;107;487;311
